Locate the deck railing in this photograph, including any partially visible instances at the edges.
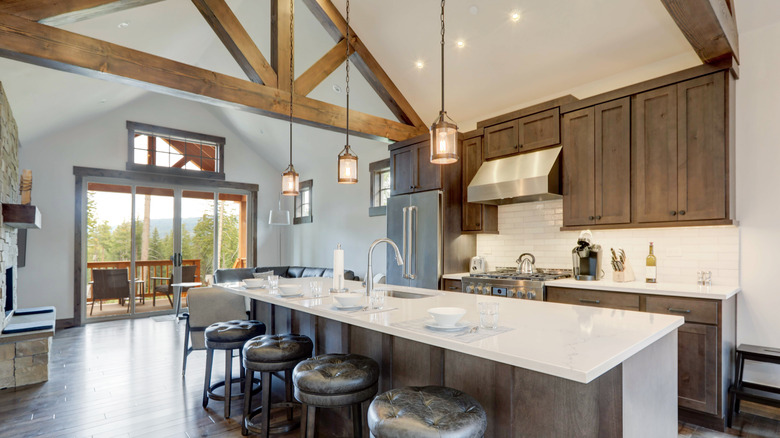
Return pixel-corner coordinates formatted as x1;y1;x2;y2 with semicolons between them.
87;259;202;298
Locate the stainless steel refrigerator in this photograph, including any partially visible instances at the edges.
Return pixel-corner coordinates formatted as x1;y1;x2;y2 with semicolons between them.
386;191;443;289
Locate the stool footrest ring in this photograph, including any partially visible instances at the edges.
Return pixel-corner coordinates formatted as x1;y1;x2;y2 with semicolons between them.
207;377;261;402
244;401;301;435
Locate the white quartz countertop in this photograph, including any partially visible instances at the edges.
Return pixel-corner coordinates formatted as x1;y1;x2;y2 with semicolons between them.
547;278;741;300
217;278;683;384
442;272;469;280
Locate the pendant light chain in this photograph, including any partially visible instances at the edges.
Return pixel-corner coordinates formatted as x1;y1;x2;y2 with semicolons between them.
345;0;350;146
289;0;294;167
440;0;445;114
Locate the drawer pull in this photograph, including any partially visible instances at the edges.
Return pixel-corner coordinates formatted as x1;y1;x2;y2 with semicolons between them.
668;308;691;314
448;286;459;290
579;299;601;304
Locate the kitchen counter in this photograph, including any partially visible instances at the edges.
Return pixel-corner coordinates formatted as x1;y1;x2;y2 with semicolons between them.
218;278;681;436
547;278;741;300
218;278;681;384
441;272;469;280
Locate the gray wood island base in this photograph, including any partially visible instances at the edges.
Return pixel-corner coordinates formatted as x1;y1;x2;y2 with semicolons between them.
219;279;682;437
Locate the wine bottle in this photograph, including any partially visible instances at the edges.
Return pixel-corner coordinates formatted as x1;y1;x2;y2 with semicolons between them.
646;242;657;283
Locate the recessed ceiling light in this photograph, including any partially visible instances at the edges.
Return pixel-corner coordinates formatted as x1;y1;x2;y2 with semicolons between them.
117;21;130;29
415;61;424;69
510;11;522;22
469;5;479;15
456;40;465;48
332;84;342;94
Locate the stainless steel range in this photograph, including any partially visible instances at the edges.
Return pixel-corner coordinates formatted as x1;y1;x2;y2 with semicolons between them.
461;268;572;301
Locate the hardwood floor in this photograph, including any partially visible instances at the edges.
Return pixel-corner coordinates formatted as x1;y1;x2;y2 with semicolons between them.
0;317;778;437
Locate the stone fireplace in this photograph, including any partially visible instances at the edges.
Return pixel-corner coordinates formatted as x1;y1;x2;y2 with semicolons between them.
0;81;19;334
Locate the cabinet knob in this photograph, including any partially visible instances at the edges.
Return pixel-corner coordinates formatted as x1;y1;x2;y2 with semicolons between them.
679;210;686;216
596;215;602;220
518;144;523;148
588;216;594;220
671;211;677;216
410;185;414;189
476;223;480;227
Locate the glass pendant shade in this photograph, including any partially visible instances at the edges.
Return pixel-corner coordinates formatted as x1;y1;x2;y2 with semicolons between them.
269;193;291;225
430;111;459;164
281;165;299;196
337;145;358;184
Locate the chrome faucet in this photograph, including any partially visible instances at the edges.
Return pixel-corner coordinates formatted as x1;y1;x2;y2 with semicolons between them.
367;238;404;297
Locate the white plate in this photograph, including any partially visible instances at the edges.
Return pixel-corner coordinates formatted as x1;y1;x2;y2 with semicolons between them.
242;283;267;289
279;293;303;298
334;304;364;311
424;320;470;332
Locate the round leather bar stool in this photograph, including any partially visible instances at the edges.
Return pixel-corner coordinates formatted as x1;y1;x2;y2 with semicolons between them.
242;334;313;437
367;386;487;438
293;353;379;438
203;320;266;419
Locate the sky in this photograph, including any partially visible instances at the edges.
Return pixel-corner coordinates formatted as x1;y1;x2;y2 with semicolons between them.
90;191;239;227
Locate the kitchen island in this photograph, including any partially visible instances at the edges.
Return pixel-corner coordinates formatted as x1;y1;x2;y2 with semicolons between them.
217;278;684;437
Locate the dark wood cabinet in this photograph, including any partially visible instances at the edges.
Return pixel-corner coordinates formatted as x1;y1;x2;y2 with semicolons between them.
545;286;735;431
484;108;560;160
562;98;630;227
390;138;441;196
634;73;727;224
678;322;719;415
442;278;462;292
461;134;497;233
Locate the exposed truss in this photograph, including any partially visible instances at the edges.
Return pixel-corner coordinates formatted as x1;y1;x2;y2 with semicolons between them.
660;0;739;64
0;0;427;142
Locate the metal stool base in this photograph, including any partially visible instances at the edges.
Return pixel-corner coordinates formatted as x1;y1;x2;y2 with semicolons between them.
207;376;261;402
244;401;301;435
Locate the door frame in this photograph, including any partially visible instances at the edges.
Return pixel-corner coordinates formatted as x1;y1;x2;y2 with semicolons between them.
73;166;258;326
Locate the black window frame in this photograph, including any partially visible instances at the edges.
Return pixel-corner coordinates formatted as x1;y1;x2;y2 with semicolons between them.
369;158;390;217
126;121;226;180
294;179;313;225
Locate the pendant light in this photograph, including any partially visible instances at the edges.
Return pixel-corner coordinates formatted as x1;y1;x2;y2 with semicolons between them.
268;193;291;226
337;0;358;184
429;0;459;165
282;0;300;196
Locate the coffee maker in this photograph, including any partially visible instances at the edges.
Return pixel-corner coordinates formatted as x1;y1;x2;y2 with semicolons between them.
572;230;603;281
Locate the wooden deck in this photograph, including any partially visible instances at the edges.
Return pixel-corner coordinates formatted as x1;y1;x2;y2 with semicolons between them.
0;317;777;437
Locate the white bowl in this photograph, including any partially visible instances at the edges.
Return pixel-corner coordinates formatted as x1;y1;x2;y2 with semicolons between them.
243;278;266;288
278;284;302;296
428;307;466;327
333;293;364;308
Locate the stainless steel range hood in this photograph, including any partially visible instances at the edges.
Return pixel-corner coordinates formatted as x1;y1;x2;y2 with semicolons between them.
467;146;562;205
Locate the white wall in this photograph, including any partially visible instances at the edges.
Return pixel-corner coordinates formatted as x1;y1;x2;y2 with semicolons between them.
477;200;739;285
17;93;281;320
735;19;780;386
289;132;389;281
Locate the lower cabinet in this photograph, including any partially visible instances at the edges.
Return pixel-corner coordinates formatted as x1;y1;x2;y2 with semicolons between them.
545;286;735;431
442;279;462;292
678;323;719;415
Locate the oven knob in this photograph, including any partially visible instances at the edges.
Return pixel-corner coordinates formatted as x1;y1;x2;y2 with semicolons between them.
508;288;516;298
517;288;525;299
465;284;474;294
475;284;483;295
526;291;537;300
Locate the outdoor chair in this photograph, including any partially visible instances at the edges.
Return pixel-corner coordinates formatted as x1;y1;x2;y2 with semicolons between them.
154;265;197;308
91;268;131;316
182;286;249;376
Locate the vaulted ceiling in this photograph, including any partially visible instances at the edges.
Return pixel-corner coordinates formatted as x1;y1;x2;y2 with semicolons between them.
1;0;780;172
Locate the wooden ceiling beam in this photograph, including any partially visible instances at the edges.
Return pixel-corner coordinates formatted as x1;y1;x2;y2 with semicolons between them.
660;0;739;64
271;0;292;94
0;0;165;26
295;38;352;97
191;0;277;86
302;0;426;129
0;12;423;142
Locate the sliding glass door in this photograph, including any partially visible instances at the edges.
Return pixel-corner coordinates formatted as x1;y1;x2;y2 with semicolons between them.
83;180;252;321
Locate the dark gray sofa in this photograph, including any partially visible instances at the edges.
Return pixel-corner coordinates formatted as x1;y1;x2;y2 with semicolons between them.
213;266;357;284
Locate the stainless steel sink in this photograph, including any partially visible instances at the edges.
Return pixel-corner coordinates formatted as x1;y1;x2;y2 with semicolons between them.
382;290;432;299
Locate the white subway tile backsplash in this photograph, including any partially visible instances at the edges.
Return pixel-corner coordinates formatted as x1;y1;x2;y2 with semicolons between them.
476;200;740;286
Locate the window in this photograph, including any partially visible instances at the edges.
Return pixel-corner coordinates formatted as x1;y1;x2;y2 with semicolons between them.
126;121;225;179
294;180;313;224
369;159;391;216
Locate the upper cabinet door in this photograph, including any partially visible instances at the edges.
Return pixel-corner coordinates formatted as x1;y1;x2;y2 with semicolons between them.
462;136;484;231
634;84;679;223
519;108;561;152
677;73;727;221
484;119;520;160
390;146;414;196
594;98;631;224
414;140;442;192
562;107;596;226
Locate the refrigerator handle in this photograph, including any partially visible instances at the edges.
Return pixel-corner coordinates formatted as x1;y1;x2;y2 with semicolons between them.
407;206;417;280
402;207;410;279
